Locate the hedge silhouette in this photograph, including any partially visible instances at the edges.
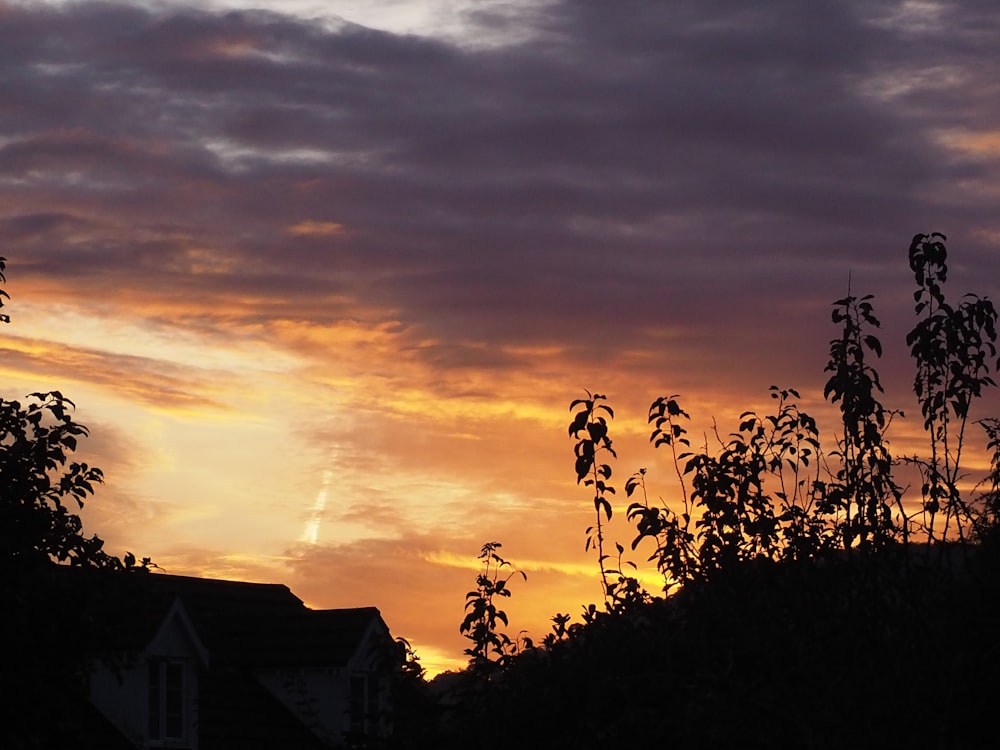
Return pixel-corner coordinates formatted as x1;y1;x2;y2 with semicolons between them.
430;233;1000;749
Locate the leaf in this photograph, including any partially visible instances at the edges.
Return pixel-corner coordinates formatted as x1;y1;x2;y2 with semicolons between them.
601;498;613;521
568;410;589;437
587;421;608;442
863;335;883;357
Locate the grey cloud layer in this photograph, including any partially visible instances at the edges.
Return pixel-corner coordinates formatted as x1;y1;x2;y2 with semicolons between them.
2;0;998;370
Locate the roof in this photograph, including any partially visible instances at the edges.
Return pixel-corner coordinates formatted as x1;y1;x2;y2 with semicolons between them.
72;570;305;654
87;571;391;670
214;607;389;668
142;571;306;616
135;574;386;667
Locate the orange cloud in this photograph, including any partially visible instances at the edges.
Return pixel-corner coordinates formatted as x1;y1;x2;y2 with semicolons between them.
0;337;231;413
938;129;1000;157
287;220;346;237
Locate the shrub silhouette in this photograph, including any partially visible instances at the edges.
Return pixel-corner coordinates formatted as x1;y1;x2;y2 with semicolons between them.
432;234;1000;749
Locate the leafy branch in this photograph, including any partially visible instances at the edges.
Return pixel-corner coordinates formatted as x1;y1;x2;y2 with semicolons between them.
459;541;526;677
568;391;618;605
905;232;999;545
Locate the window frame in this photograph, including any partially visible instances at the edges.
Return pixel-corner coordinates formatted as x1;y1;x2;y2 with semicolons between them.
147;657;188;746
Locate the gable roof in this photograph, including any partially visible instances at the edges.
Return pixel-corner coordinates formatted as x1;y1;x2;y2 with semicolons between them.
148;597;210;666
134;574;387;667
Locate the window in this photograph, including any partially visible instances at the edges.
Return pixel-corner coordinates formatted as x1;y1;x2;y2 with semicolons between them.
148;659;185;743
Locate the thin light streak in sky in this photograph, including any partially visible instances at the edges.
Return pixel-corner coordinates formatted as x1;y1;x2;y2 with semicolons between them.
302;468;333;544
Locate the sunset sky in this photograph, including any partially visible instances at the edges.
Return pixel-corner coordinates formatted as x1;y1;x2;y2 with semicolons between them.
2;0;999;674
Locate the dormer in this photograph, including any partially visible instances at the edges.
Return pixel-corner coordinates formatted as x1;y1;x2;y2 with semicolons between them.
90;597;209;750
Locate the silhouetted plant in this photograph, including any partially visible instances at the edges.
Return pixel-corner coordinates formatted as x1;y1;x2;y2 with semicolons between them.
438;234;1000;749
0;263;142;574
822;289;903;552
627;399;700;591
760;389;829;561
0;256;9;324
542;612;572;648
394;636;425;682
459;541;526;677
568;392;649;613
629;388;828;586
568;392;618;604
905;232;999;545
971;418;1000;542
1;392;109;566
0;257;152;747
626;470;697;592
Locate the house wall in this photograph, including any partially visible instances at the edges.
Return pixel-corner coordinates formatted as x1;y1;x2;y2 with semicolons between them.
90;660;148;747
256;666;349;745
255;626;393;747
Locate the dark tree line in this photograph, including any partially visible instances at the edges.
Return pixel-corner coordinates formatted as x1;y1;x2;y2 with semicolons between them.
423;234;1000;749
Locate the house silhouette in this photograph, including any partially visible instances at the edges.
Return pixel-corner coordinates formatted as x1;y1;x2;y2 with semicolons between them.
87;572;398;749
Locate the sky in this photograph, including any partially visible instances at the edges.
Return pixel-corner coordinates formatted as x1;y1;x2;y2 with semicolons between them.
2;0;999;674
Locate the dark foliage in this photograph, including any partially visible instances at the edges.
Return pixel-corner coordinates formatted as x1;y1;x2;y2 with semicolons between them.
428;234;1000;747
459;541;527;676
434;547;1000;748
0;258;150;748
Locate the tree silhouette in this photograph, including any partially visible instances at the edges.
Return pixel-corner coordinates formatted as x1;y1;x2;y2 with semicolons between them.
0;257;149;746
